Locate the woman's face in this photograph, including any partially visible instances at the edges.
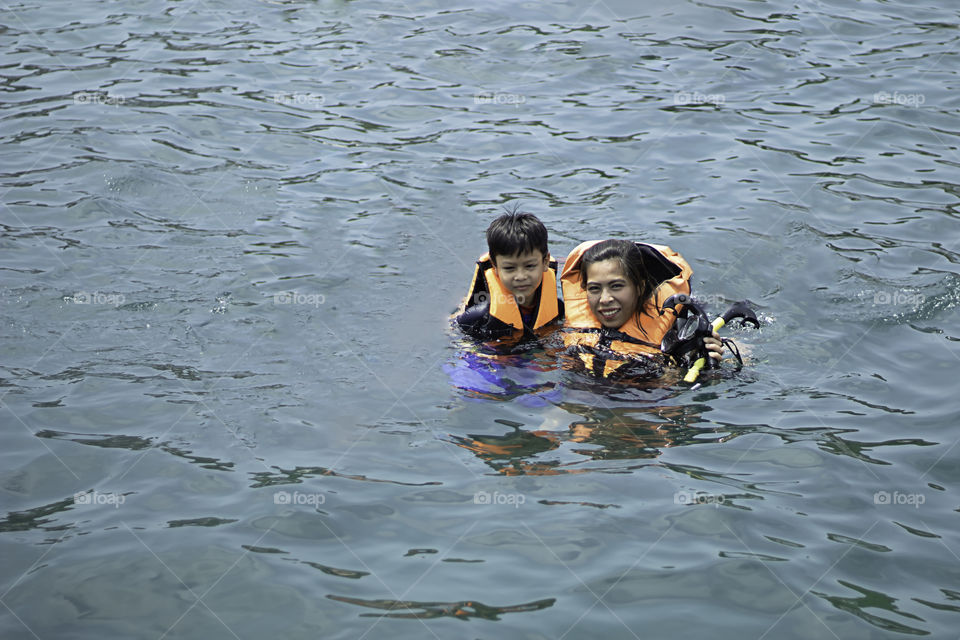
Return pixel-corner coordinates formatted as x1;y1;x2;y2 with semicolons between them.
584;258;642;329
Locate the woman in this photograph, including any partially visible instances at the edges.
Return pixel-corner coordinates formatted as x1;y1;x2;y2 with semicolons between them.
560;239;724;378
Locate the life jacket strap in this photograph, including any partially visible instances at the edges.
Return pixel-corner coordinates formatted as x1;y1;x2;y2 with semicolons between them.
571;327;661;350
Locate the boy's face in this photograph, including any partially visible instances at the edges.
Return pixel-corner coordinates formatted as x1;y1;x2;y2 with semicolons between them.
492;250;549;306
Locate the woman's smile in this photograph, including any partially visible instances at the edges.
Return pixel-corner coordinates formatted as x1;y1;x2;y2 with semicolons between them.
584;259;642;329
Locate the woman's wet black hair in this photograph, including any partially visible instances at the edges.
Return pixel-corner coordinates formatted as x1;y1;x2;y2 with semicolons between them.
580;239;659;333
486;207;549;262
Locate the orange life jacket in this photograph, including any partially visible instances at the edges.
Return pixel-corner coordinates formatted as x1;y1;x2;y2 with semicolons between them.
456;253;561;341
560;241;692;377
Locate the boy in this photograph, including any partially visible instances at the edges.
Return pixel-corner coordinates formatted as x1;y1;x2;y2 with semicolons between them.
455;211;564;342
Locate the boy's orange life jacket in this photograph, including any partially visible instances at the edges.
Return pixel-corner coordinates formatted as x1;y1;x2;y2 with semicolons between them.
560;241;692;377
457;253;561;339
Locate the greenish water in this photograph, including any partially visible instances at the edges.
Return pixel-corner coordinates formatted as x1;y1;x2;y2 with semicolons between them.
2;0;959;638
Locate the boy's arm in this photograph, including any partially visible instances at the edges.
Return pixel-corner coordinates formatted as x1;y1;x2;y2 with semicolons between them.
455;300;492;336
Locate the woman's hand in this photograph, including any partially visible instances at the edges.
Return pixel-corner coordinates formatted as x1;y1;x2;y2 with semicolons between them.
704;331;725;361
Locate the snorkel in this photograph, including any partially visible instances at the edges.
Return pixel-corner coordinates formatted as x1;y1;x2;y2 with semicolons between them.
659;295;759;383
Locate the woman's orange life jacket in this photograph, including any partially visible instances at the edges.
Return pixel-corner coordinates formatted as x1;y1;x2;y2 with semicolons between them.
560;241;692;377
455;253;561;341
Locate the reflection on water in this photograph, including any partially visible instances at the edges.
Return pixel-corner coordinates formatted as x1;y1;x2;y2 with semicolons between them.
813;580;931;636
249;466;443;488
34;429;237;470
0;497;75;535
442;345;562;406
35;429;154;450
445;338;736;475
327;594;556;621
446;399;730;476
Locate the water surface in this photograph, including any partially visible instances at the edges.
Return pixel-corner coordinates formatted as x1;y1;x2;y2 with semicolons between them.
2;0;959;638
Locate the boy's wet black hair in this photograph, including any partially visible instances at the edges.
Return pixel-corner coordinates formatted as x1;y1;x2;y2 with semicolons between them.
486;208;549;262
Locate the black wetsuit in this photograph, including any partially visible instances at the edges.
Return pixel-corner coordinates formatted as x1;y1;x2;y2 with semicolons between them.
456;285;564;342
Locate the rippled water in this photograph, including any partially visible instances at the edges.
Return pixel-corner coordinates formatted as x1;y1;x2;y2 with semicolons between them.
2;0;959;638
